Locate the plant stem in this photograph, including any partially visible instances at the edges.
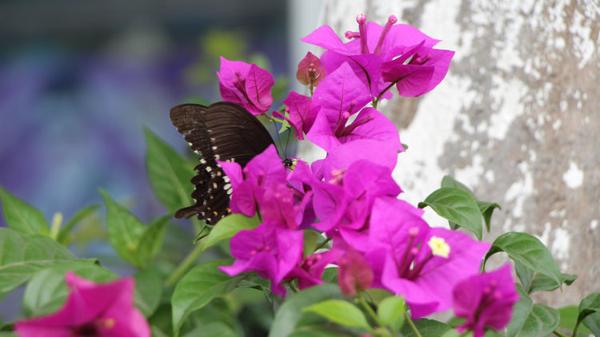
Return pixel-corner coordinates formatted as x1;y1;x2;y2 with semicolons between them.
314;237;331;252
49;212;63;240
404;312;424;337
372;81;397;108
553;329;569;337
165;240;207;287
358;293;381;327
572;323;581;337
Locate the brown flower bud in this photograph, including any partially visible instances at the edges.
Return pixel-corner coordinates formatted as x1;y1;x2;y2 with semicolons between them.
296;52;326;87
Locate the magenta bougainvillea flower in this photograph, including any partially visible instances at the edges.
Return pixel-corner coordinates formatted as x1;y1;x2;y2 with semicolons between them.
220;223;303;296
219;145;286;216
303;15;437;59
287;250;336;289
280;91;320;140
322;51;388;99
312;139;401;179
217;57;275;115
15;273;150;337
365;198;491;318
453;264;519;337
307;106;402;153
302;14;452;99
311;160;401;248
260;182;312;230
312;62;371;123
381;42;454;97
296;51;326;87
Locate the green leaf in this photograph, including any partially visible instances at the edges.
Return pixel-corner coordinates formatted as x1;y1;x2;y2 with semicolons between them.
584;312;600;337
575;293;600;335
171;260;242;336
440;330;462;337
57;204;99;243
144;129;195;213
182;322;237;337
200;213;259;250
441;176;500;232
400;319;451;337
151;326;170;337
134;269;163;317
304;299;370;330
418;187;483;239
100;190;147;267
441;176;471;191
0;187;49;235
486;232;562;288
478;201;500;232
288;325;353;337
0;228;75;296
378;296;406;333
507;292;559;337
558;306;592;337
515;261;576;293
269;284;342;337
137;216;168;265
0;333;17;337
22;261;116;316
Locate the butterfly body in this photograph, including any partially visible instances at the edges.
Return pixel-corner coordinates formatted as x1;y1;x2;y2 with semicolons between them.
170;102;275;225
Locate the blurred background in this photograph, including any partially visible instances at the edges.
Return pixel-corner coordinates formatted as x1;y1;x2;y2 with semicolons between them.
0;0;294;224
0;0;309;322
1;0;598;321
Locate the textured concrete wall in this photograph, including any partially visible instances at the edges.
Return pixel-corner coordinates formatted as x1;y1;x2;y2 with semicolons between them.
310;0;599;306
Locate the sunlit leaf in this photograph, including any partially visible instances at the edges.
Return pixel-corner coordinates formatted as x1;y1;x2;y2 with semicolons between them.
0;228;75;297
200;214;259;251
0;187;49;235
304;299;370;329
378;296;406;333
57;204;99;243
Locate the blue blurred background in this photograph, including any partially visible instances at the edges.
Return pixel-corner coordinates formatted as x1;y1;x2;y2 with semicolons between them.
0;0;329;321
0;0;288;225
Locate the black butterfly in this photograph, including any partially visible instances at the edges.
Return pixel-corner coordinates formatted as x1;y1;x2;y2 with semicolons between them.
170;102;275;225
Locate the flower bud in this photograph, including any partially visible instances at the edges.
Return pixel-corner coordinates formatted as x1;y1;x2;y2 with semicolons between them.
338;249;373;296
296;52;326;87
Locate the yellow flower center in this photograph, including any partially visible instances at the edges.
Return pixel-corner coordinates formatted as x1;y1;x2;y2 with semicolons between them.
428;236;450;258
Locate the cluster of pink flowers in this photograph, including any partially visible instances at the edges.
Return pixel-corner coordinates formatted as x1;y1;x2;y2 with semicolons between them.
13;14;519;337
217;14;518;337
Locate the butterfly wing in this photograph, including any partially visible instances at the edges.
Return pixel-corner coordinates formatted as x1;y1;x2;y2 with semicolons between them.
169;102;275;224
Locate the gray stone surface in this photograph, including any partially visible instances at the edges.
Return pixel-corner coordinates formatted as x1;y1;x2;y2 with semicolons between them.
313;0;600;306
